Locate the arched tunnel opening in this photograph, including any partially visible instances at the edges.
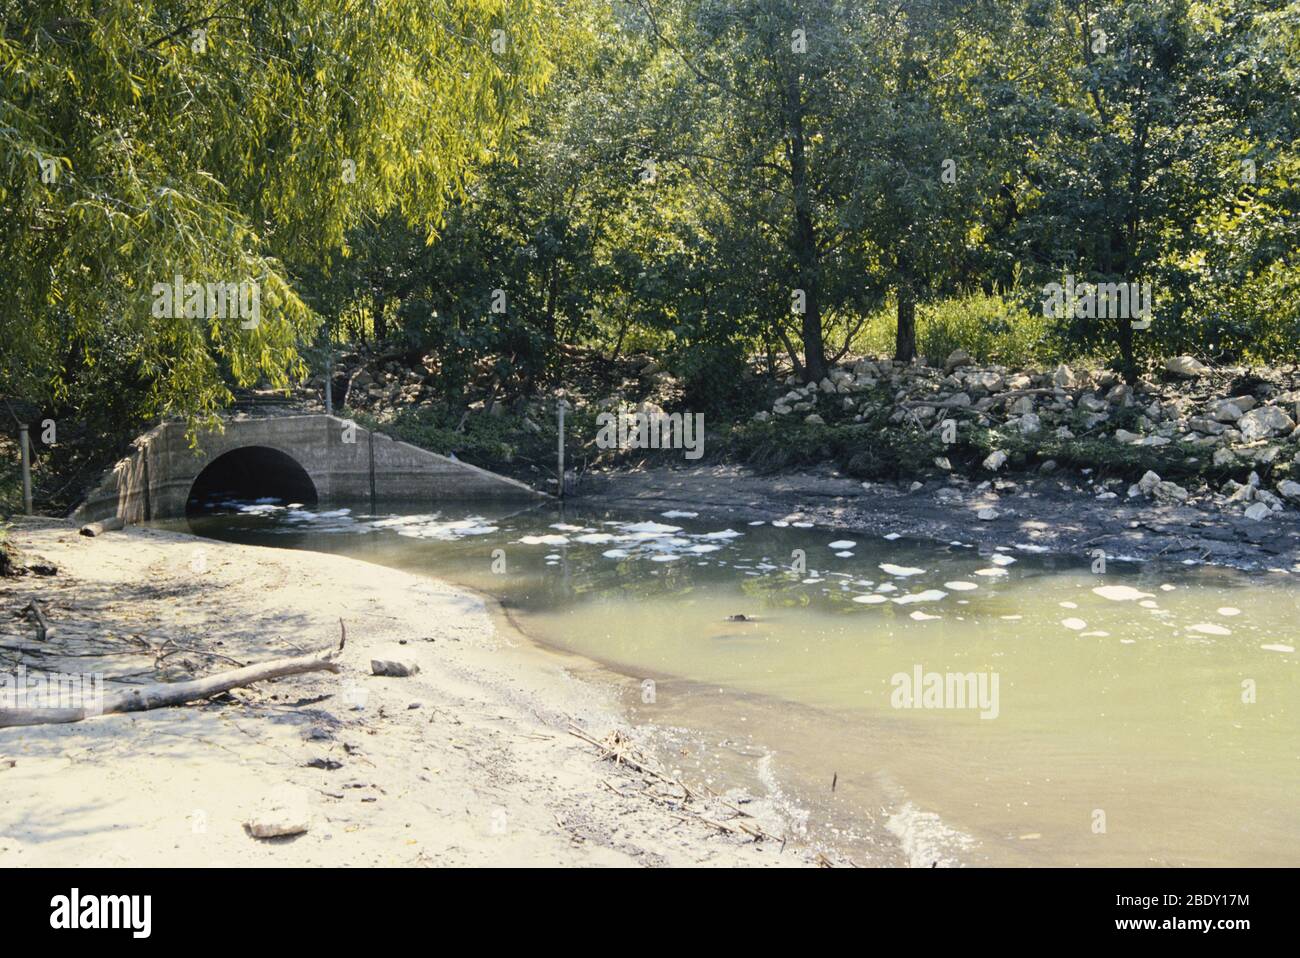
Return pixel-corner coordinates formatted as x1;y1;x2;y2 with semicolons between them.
186;445;318;514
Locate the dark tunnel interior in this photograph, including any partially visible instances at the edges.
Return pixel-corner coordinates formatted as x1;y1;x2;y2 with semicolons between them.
186;445;318;514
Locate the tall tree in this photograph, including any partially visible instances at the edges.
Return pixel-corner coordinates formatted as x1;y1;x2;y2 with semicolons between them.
0;0;557;426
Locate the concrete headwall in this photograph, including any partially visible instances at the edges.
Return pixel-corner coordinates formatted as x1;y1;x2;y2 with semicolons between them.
72;414;546;523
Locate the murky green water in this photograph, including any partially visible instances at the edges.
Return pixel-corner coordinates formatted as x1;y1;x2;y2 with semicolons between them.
172;500;1299;866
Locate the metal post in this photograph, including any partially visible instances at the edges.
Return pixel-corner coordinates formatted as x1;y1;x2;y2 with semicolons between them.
19;423;32;515
324;341;334;415
556;401;566;498
323;316;335;416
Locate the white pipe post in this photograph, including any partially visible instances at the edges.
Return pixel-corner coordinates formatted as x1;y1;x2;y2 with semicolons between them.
556;400;567;498
19;423;32;515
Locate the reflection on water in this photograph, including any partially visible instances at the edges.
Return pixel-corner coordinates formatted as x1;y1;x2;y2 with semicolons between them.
170;499;1300;866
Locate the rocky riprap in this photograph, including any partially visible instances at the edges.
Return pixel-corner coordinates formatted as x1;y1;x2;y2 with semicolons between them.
327;344;687;430
753;351;1300;521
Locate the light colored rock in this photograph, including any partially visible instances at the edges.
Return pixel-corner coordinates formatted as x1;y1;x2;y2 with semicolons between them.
977;508;999;521
1244;502;1271;521
1106;384;1132;405
1212;447;1236;466
935;457;953;471
1187;417;1224;435
1138;470;1162;496
982;450;1008;471
1010;396;1036;415
1237;405;1294;441
1077;394;1107;413
1277;479;1300;503
371;659;420;677
1165;355;1208;378
244;794;310;839
1018;413;1042;436
944;348;972;373
1114;429;1142;445
1154;480;1189;503
1052;364;1078;389
804;413;825;425
1210;401;1244;422
752;411;771;422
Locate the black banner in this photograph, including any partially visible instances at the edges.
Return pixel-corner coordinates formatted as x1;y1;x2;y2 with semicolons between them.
6;867;1288;943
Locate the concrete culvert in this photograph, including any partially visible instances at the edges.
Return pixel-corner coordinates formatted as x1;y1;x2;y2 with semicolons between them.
186;446;318;514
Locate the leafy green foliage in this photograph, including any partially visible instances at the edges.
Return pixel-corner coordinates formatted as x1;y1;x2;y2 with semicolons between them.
1;0;557;430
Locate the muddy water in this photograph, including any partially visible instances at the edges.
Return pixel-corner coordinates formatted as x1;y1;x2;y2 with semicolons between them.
174;500;1300;866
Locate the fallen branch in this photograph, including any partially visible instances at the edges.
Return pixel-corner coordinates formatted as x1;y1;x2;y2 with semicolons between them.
0;650;341;728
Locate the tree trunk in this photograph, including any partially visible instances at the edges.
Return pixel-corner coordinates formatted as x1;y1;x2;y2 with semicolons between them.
1117;315;1137;385
786;77;827;384
372;288;388;342
894;282;917;363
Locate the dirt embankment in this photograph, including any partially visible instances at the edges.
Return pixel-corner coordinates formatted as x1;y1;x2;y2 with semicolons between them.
0;520;816;867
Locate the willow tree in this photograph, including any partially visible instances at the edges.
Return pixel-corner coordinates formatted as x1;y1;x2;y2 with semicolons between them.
0;0;557;427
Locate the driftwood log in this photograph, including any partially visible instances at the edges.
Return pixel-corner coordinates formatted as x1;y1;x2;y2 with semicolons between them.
0;651;341;728
79;517;125;537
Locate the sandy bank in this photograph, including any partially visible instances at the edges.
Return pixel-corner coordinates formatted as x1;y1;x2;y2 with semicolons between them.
0;520;814;867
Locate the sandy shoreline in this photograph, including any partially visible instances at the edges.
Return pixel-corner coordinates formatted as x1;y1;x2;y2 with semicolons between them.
0;520;817;867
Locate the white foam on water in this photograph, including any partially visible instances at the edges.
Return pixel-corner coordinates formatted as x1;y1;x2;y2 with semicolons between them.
828;540;857;550
620;521;682;534
974;567;1008;577
550;523;587;532
1261;644;1294;653
885;802;975;868
755;753;811;839
835;551;854;558
1061;618;1087;631
989;554;1016;566
1188;623;1231;636
519;534;569;546
1217;607;1241;617
1092;585;1153;601
689;543;722;553
883;533;902;540
661;510;699;518
650;554;681;562
893;589;948;605
601;549;629;559
696;529;743;540
910;611;940;621
944;581;978;591
879;563;925;577
852;594;888;604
